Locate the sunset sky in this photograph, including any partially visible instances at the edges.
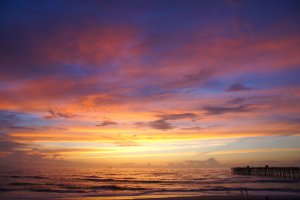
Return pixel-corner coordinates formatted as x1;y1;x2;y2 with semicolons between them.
0;0;300;168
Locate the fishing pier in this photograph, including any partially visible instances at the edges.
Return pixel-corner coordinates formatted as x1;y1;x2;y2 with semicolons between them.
231;166;300;179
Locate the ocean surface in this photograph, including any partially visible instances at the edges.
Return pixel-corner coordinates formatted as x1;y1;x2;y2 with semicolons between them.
0;167;300;199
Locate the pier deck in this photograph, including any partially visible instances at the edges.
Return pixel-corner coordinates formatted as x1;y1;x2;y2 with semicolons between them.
231;166;300;179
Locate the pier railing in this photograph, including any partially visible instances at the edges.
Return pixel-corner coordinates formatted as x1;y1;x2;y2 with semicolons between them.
231;166;300;179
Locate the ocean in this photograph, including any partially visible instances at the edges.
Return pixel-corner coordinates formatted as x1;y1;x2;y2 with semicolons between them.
0;167;299;199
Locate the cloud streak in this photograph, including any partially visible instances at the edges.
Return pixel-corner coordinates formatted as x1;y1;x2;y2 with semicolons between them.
148;120;173;130
96;120;118;127
44;110;77;119
226;83;253;92
157;113;200;121
147;112;200;130
203;105;253;115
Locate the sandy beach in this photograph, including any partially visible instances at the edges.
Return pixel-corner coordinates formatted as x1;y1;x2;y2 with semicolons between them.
61;194;300;200
61;196;300;200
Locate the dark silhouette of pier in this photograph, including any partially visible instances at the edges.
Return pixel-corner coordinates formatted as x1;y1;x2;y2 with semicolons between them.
231;165;300;179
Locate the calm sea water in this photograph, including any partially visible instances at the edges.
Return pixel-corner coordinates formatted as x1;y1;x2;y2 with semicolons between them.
0;167;299;199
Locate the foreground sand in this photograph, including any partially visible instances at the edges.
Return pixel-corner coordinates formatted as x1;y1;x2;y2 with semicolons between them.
62;194;300;200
